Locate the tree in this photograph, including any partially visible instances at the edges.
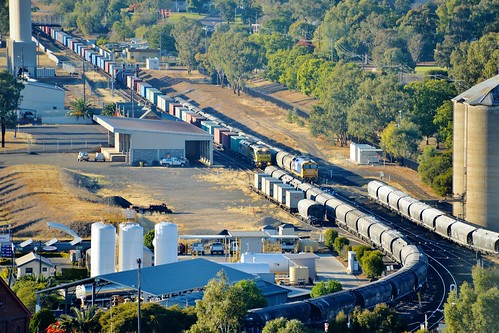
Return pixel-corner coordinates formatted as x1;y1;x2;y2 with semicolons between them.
418;146;452;196
12;276;49;313
66;98;94;120
380;121;421;159
262;318;309;333
189;271;265;333
359;250;384;279
433;100;453;148
0;70;24;148
213;0;237;23
310;279;342;298
404;79;456;144
144;23;176;53
353;245;373;263
30;308;56;333
234;279;267;310
349;303;406;332
101;102;116;116
324;229;338;250
143;229;154;250
58;305;102;333
172;19;203;74
333;236;349;257
99;302;196;333
186;0;206;14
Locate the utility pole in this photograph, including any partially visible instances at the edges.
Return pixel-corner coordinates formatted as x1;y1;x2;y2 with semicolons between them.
82;57;86;102
137;258;142;333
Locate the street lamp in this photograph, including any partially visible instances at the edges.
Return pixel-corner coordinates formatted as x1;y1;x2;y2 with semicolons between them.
137;258;142;333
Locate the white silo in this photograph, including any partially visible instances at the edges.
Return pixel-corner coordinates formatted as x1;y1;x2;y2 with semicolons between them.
154;222;178;266
118;223;144;272
90;222;116;277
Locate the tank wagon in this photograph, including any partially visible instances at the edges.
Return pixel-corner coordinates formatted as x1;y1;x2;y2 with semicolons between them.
245;172;429;332
368;180;499;255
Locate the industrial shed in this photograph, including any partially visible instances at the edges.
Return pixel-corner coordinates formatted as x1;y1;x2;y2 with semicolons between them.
94;115;213;166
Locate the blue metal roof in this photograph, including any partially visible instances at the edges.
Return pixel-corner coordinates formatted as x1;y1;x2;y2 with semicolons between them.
97;258;254;296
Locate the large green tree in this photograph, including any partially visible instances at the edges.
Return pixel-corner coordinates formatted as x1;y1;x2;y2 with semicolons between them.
380;121;421;159
444;265;499;333
144;23;176;53
0;70;24;148
418;146;453;196
188;272;265;333
404;79;457;144
99;303;196;333
172;19;203;74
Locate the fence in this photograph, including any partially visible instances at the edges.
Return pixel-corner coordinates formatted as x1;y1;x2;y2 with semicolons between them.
1;138;107;155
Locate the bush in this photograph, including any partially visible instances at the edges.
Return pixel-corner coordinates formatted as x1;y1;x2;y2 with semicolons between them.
30;308;55;333
353;244;372;262
310;279;342;298
333;237;350;257
324;229;338;250
60;268;89;280
360;250;385;279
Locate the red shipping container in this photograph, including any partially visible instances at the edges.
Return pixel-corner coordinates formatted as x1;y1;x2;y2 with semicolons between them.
169;103;182;116
213;127;230;145
221;132;237;149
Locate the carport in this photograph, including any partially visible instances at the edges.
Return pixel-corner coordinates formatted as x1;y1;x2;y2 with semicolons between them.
93;116;213;166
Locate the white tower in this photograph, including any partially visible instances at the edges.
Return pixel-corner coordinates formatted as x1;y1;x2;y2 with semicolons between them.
7;0;37;77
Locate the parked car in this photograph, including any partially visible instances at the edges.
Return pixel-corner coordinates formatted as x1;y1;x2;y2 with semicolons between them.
94;152;105;162
77;152;89;161
210;242;224;255
160;156;189;167
191;242;205;255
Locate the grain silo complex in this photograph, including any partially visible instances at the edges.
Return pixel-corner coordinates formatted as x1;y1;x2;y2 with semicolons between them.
452;74;499;232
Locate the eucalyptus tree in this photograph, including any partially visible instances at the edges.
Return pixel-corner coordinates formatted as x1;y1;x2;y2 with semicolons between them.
0;70;24;148
172;19;203;74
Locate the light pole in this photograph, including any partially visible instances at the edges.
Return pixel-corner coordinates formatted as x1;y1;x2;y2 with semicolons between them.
137;258;142;333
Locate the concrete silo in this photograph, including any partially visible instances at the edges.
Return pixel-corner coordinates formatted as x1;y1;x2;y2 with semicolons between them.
452;75;499;232
7;0;37;77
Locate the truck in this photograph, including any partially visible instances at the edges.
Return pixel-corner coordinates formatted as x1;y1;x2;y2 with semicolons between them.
159;156;189;167
191;242;205;255
210;242;224;255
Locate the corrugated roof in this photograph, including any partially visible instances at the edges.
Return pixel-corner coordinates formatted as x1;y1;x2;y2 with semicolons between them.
96;258;254;296
15;252;54;267
452;74;499;106
93;115;211;137
229;231;269;238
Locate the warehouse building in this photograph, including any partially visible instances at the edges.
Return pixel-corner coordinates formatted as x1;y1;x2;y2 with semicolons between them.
93;116;213;166
452;74;499;232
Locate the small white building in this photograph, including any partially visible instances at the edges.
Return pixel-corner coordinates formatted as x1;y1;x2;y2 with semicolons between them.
350;142;382;165
146;57;160;70
15;252;55;279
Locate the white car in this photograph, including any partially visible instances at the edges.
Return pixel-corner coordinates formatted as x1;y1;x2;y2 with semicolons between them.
94;153;105;162
77;152;89;161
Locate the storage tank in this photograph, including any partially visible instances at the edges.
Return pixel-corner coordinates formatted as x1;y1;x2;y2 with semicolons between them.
154;222;178;266
118;223;143;272
240;253;291;274
289;266;309;285
452;100;466;218
90;222;116;277
298;199;325;220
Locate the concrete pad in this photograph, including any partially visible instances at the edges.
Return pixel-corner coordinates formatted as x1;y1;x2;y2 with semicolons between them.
315;253;367;289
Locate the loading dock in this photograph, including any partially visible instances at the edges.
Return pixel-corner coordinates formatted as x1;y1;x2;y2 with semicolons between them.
94;116;213;166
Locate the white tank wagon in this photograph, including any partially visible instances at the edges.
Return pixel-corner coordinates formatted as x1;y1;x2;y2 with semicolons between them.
118;223;143;272
90;222;116;277
154;222;178;266
297;199;325;224
368;180;499;254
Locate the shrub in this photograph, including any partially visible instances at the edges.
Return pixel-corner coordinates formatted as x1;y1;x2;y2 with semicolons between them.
324;229;338;250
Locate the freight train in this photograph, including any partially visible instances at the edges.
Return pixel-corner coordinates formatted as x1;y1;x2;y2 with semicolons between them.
368;180;499;254
40;26;314;174
245;168;429;332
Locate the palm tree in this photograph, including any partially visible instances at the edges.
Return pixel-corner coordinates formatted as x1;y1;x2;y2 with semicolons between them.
66;98;94;120
57;305;101;333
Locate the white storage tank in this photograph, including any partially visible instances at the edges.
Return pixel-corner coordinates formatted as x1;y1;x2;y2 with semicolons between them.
154;222;178;266
118;223;143;272
90;222;116;277
240;253;291;274
289;266;309;285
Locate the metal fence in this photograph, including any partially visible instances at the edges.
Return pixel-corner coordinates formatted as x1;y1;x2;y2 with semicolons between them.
1;138;107;155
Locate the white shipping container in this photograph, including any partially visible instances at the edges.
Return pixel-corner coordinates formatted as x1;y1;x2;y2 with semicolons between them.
36;68;56;78
263;178;281;197
254;173;271;191
286;190;305;210
274;183;295;203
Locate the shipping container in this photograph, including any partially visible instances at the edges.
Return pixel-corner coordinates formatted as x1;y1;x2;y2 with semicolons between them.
213;127;229;145
286;191;305;210
146;88;162;105
189;114;207;127
221;131;236;149
169;103;182;116
230;136;247;152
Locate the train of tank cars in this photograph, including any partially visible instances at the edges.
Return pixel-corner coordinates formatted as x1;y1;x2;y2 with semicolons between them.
42;27;498;331
41;26;319;176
